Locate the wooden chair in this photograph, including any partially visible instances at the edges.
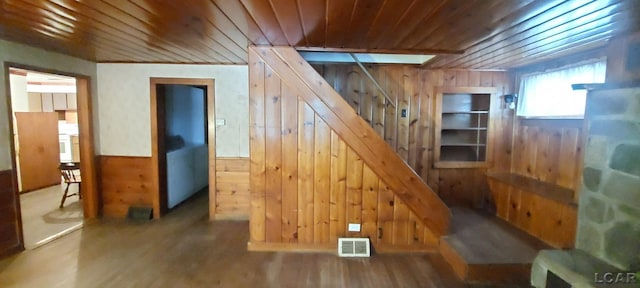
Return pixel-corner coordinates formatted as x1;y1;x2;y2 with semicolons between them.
59;162;81;208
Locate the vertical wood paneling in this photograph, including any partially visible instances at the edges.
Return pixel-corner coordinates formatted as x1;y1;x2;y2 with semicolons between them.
392;195;410;245
264;66;283;242
215;158;250;218
361;165;379;239
345;147;363;235
100;156;154;218
297;100;315;243
316;65;515;209
329;132;347;242
249;48;450;251
0;170;21;257
249;58;266;243
313;116;331;243
377;179;395;244
281;85;299;242
511;119;583;191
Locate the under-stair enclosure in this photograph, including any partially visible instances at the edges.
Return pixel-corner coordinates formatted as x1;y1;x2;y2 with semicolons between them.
313;63;514;208
247;46;450;252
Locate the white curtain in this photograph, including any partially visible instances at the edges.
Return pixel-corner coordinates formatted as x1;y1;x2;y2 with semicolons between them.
517;60;606;118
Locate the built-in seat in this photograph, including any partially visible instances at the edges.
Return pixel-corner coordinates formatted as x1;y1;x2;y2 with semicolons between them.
486;172;578;248
439;208;550;285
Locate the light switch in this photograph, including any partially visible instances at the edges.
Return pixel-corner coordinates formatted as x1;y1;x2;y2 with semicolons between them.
215;119;226;126
348;223;361;232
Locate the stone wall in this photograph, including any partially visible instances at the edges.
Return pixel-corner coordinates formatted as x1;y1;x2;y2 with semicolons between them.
578;87;640;271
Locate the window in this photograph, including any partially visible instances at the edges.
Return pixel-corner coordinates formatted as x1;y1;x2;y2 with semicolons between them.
517;59;606;118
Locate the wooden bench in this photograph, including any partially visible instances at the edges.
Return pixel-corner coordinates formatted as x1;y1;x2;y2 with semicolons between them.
486;172;578;248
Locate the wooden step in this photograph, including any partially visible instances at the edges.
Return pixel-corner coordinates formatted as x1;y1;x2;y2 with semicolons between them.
440;208;550;286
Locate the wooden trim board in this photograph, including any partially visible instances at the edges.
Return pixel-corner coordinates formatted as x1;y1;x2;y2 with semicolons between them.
149;78;216;219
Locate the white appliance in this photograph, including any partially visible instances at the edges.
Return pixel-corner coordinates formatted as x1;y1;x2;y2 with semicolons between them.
59;134;72;162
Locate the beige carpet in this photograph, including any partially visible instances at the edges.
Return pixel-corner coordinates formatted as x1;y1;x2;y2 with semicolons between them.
19;183;83;249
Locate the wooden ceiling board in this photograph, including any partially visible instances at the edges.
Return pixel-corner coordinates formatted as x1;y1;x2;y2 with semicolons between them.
426;0;630;68
362;0;413;47
0;0;638;68
1;8;148;62
268;0;306;45
239;0;289;45
211;0;271;46
371;0;447;49
107;0;233;63
296;0;325;47
137;0;247;63
341;0;386;48
45;0;198;62
324;0;357;48
450;3;633;67
420;0;534;49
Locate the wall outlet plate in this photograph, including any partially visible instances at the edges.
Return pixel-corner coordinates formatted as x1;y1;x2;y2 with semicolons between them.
348;223;361;232
215;119;226;126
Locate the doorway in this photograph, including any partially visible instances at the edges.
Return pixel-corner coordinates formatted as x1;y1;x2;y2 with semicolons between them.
150;78;216;219
5;64;98;251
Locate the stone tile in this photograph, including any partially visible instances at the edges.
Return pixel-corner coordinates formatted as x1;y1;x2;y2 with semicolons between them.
582;195;607;224
584;136;608;167
589;120;640;142
610;144;640;177
587;94;628;116
603;221;640;270
576;222;602;256
618;204;640;220
583;167;602;192
602;171;640;207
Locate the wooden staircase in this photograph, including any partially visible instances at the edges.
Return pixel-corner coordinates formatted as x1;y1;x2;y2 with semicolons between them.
439;208;550;286
250;46;450;237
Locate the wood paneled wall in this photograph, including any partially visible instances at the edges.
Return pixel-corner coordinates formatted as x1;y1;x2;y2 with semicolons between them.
249;47;449;251
215;157;249;219
0;170;22;257
510;119;584;191
316;65;514;208
606;32;640;83
99;156;154;218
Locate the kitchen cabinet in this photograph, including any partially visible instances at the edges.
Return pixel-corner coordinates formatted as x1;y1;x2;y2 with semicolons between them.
53;93;67;110
41;93;54;112
66;93;77;110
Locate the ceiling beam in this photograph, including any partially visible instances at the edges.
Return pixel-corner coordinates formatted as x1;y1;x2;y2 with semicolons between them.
296;46;464;55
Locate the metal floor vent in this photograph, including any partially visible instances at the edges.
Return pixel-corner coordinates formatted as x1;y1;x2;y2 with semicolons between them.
338;238;371;257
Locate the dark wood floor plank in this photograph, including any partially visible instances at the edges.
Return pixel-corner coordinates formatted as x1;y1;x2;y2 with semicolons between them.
0;192;472;287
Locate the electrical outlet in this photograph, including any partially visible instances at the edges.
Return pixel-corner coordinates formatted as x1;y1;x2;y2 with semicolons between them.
215;119;226;126
348;223;361;232
401;109;407;118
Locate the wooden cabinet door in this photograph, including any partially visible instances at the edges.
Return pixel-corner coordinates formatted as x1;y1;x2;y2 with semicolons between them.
15;112;61;192
52;93;67;110
66;93;77;110
41;93;54;112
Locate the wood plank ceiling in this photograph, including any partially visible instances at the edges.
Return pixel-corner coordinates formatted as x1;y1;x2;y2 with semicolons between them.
0;0;638;69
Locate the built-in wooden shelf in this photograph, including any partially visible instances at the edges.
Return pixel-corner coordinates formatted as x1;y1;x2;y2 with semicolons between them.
434;86;497;167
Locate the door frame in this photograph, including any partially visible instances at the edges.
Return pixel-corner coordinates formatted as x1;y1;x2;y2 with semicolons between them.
3;63;100;252
149;78;216;219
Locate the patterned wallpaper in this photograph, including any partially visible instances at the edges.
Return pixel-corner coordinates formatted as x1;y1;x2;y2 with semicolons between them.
96;64;249;157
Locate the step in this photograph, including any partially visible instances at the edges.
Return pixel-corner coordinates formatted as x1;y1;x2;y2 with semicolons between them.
440;208;550;286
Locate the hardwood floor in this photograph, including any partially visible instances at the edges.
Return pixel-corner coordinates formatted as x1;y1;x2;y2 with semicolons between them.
19;184;83;249
0;191;477;288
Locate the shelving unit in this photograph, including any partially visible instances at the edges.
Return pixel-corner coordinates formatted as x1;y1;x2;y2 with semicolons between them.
434;87;496;168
